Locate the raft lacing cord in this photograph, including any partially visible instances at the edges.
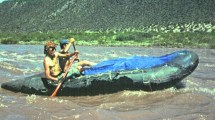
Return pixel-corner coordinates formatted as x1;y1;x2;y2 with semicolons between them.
109;72;111;80
141;70;152;91
142;65;168;91
107;71;120;80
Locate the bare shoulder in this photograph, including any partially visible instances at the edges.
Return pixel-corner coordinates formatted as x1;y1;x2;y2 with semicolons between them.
44;56;49;64
44;56;54;64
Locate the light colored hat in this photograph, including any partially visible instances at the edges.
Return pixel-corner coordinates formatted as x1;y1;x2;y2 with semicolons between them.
44;41;57;54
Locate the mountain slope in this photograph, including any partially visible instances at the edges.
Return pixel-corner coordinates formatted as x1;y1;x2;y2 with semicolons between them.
0;0;215;33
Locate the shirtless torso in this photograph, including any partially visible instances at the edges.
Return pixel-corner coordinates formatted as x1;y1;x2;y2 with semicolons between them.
43;40;94;81
59;51;70;72
44;53;62;81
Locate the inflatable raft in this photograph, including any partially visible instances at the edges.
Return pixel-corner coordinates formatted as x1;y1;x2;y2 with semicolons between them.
1;50;199;96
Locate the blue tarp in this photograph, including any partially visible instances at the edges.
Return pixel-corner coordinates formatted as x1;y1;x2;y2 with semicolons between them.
83;51;181;75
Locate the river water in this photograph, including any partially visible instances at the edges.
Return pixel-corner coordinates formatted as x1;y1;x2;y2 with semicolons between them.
0;45;214;120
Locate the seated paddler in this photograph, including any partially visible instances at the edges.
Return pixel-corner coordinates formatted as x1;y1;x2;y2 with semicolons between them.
43;41;95;83
59;38;80;72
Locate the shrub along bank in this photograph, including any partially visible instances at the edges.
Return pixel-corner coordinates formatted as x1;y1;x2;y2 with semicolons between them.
0;23;215;49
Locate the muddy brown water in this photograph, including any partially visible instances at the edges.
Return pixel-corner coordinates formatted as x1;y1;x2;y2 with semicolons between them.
0;45;214;120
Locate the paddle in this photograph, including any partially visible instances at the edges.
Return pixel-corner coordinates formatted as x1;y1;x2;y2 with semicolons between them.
50;43;78;97
73;43;79;62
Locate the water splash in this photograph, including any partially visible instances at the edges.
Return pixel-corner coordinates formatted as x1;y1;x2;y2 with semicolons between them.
26;94;37;104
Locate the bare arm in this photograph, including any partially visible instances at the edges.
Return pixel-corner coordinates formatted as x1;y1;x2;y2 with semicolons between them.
62;42;72;53
43;59;58;81
62;38;75;53
58;51;79;58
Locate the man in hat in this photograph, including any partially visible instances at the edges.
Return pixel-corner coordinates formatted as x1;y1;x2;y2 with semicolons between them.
59;38;96;73
43;40;94;82
59;38;76;72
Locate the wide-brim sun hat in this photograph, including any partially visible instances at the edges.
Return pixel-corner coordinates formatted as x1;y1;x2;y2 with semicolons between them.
44;41;57;54
45;41;57;48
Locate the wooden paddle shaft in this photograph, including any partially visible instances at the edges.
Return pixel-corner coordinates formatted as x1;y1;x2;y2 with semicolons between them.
50;53;78;97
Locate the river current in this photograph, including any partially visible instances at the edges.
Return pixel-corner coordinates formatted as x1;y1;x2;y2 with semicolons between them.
0;45;214;120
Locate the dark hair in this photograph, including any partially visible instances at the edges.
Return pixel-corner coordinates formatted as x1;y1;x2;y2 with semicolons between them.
60;39;68;49
60;44;64;49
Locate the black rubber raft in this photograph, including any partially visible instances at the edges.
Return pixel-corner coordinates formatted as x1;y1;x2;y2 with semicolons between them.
1;50;199;96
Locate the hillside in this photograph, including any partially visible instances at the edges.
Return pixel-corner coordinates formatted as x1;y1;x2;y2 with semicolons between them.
0;0;215;33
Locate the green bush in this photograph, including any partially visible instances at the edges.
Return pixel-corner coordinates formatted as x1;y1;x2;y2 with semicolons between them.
115;34;136;41
1;38;19;44
0;22;215;48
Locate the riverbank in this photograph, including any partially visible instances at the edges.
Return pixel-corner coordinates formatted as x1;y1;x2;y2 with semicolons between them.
1;23;215;49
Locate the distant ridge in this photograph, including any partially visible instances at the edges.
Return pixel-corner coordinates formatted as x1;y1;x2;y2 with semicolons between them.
0;0;215;33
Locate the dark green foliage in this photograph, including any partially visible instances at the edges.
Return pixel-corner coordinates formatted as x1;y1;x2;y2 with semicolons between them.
115;34;136;41
1;37;19;44
115;32;153;42
1;29;215;48
20;34;31;42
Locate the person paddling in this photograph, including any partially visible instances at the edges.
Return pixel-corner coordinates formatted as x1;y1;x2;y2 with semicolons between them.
59;38;96;73
59;38;79;72
43;41;95;83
